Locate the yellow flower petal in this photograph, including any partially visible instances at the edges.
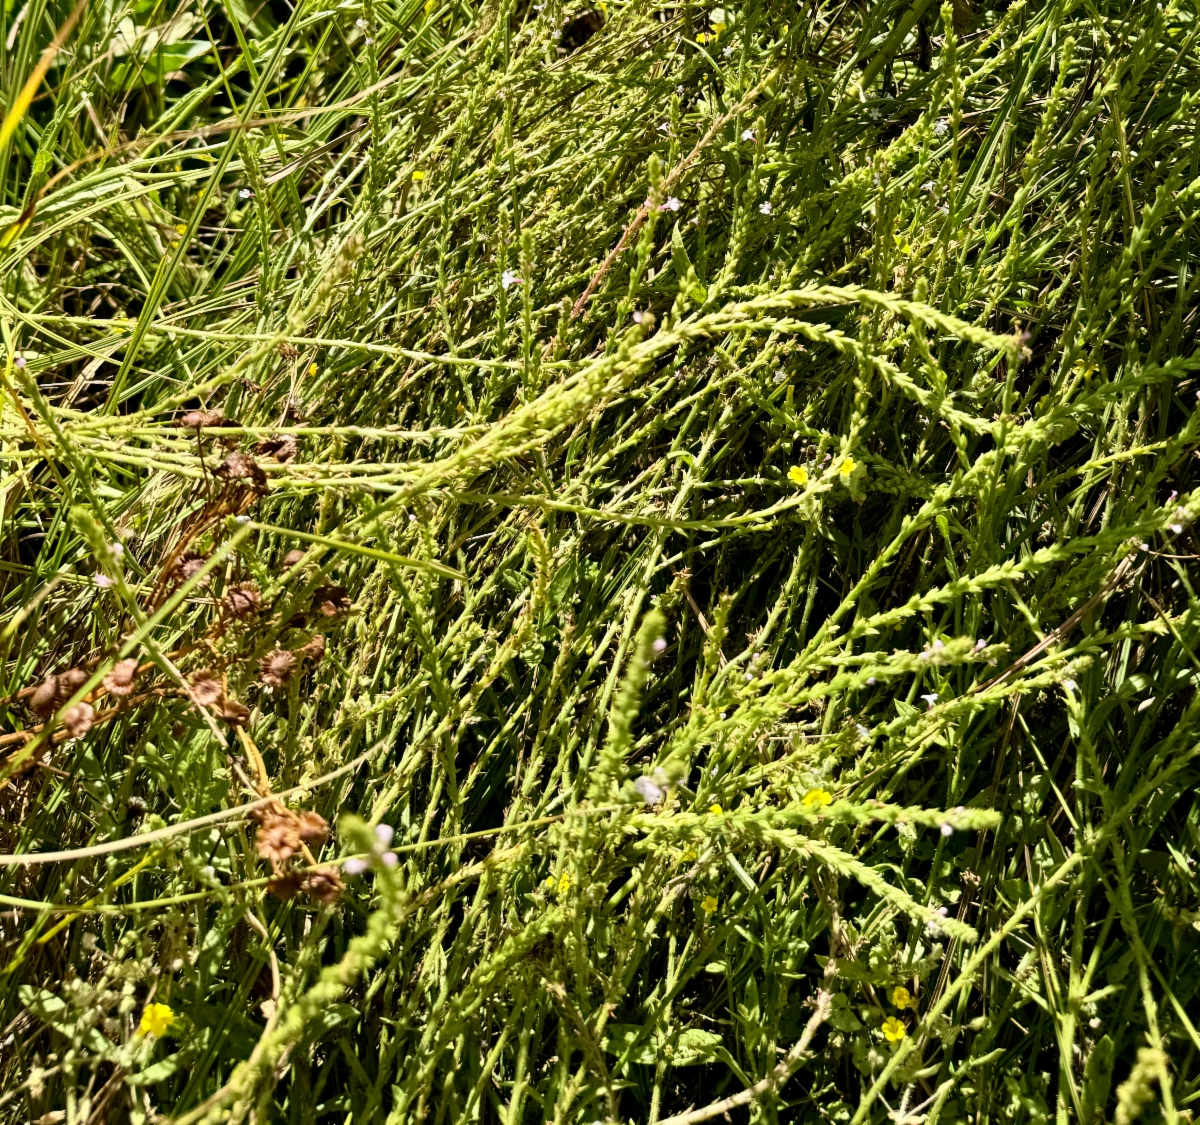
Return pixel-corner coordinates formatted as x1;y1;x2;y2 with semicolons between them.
787;465;809;487
882;1016;907;1042
708;804;723;816
802;788;832;809
891;985;912;1010
838;456;856;476
701;895;718;914
412;170;426;181
139;1003;176;1038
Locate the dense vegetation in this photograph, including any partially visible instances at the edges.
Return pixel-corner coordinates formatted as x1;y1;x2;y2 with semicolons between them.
1;0;1200;1121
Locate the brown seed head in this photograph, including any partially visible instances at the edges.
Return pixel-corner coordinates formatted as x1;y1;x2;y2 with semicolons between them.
215;451;268;492
57;668;87;699
282;549;307;568
180;408;227;429
63;702;95;739
29;676;59;716
103;658;139;697
256;815;300;866
297;634;326;663
188;673;223;707
255;434;299;463
313;586;352;618
218;698;250;725
223;582;262;619
259;649;297;688
296;810;330;847
301;867;344;905
267;872;305;901
171;553;211;590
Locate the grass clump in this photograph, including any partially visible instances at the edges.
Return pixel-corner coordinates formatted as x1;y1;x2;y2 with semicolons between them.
1;0;1200;1121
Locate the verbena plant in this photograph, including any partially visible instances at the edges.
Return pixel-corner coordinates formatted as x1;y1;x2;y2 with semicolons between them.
0;0;1198;1120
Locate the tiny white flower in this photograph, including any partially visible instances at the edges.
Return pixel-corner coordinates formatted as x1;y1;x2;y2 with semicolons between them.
932;639;944;651
235;514;250;524
632;310;645;323
14;356;25;369
202;865;216;879
1063;679;1078;692
652;637;667;652
1168;490;1178;501
501;269;521;290
1137;697;1155;713
939;822;953;837
660;196;680;212
355;17;368;27
552;27;561;37
1139;542;1150;551
741;127;754;141
866;676;877;685
381;851;398;866
658;122;671;133
921;180;936;193
1170;523;1183;534
759;200;772;215
344;857;369;875
375;823;395;847
110;542;124;559
634;776;665;804
95;574;114;588
974;638;987;651
933;117;949;136
772;369;786;383
868;106;881;120
856;723;870;738
723;44;734;56
920;692;939;709
365;36;374;43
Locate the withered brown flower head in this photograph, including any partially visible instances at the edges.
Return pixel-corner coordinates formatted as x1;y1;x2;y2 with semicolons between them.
215;451;268;493
279;342;300;360
62;702;95;739
57;668;88;699
29;676;59;716
256;815;300;866
218;698;250;725
313;586;352;618
171;553;211;589
282;549;307;569
180;408;227;429
267;872;305;901
297;634;326;662
296;810;330;847
301;867;344;905
259;649;297;688
222;582;262;619
103;658;139;697
255;434;299;463
188;673;223;707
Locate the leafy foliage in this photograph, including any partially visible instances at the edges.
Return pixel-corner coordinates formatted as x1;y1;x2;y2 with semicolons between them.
1;0;1200;1121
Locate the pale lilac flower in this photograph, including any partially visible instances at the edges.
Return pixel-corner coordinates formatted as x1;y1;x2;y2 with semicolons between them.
866;676;877;685
344;857;369;876
660;196;680;212
381;851;398;866
634;776;664;804
14;356;25;369
939;823;953;837
501;269;521;290
632;310;646;324
723;44;734;56
95;574;114;588
375;823;395;848
238;188;254;200
741;127;754;140
1170;523;1183;534
974;638;986;651
933;118;949;136
932;639;944;651
653;637;667;652
759;200;772;215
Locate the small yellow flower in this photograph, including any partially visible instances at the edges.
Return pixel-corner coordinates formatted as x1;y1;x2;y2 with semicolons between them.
681;846;698;863
711;20;726;33
787;465;809;487
308;362;318;377
701;895;718;915
708;804;723;816
138;1003;177;1037
424;0;434;12
545;874;556;891
412;170;426;182
558;871;571;895
696;31;708;42
174;223;187;236
891;985;913;1010
838;456;857;477
882;1016;907;1042
802;788;832;809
